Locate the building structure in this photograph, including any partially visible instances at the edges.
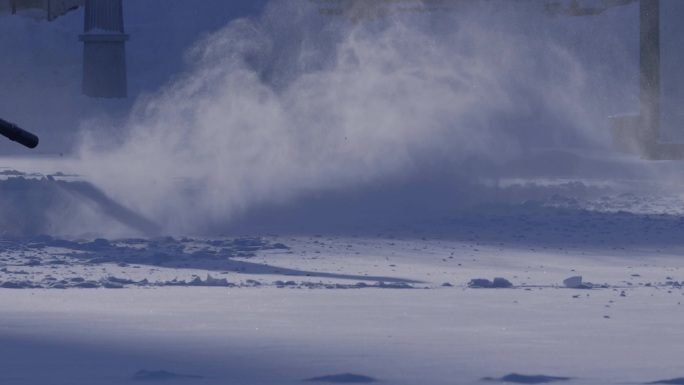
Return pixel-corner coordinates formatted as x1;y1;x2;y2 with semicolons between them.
0;0;83;21
79;0;128;98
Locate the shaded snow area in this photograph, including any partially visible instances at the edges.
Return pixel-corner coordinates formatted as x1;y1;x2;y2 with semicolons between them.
2;0;684;385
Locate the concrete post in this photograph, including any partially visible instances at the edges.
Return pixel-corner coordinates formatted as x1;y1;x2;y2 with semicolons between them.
79;0;129;98
640;0;660;155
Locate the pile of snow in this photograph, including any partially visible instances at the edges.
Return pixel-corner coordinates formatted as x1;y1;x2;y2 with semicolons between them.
467;277;514;289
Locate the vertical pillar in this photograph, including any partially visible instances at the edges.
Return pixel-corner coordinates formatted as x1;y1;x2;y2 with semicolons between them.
640;0;660;154
79;0;129;98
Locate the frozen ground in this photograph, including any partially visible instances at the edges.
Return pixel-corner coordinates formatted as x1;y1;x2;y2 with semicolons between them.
1;153;684;385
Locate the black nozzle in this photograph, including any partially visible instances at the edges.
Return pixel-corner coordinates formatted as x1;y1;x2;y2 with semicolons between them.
0;118;39;149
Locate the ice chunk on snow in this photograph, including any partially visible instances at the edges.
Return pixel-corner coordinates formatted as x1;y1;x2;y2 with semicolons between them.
468;278;513;288
563;276;583;288
131;370;203;381
481;373;571;383
188;274;233;287
303;373;377;383
492;277;513;288
468;278;493;288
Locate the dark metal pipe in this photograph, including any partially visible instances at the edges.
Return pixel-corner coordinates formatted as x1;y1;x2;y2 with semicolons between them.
0;118;39;149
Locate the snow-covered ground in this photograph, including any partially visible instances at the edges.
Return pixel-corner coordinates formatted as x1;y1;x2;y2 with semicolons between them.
1;1;684;384
1;152;684;385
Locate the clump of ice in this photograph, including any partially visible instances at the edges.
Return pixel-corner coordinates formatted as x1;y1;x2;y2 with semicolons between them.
131;370;203;381
468;277;513;288
303;373;377;383
481;373;572;384
188;274;233;287
563;276;583;288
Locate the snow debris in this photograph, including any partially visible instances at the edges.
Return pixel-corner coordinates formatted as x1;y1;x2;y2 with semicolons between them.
303;373;377;383
106;276;137;285
101;280;124;289
492;277;513;288
0;170;25;176
131;370;203;381
648;378;684;385
563;276;583;288
73;281;100;289
468;278;493;288
274;280;298;288
562;276;596;289
468;277;513;288
0;281;26;289
377;281;414;289
480;373;571;384
188;274;233;287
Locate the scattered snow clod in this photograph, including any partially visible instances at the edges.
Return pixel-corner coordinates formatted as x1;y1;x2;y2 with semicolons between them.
101;280;125;289
492;277;513;288
468;278;492;289
0;281;25;289
563;276;583;288
377;281;414;289
468;278;494;288
131;370;203;381
648;378;684;385
468;278;513;288
562;276;595;289
481;373;572;384
271;242;290;250
274;280;297;288
303;373;377;383
107;276;137;285
74;281;100;289
188;274;234;287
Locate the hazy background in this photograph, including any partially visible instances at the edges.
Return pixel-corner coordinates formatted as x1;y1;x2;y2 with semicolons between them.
0;0;648;236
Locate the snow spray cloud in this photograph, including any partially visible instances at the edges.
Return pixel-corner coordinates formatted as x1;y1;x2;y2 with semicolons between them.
77;1;638;235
